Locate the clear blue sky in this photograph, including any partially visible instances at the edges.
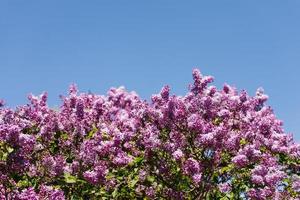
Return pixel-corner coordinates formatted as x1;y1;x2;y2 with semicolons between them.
0;1;299;141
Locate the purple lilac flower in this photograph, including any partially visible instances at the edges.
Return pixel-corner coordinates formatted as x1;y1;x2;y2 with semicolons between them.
172;149;184;160
0;69;299;199
17;187;38;200
218;183;231;193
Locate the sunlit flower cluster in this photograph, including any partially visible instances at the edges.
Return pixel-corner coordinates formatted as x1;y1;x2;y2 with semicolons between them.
0;69;299;199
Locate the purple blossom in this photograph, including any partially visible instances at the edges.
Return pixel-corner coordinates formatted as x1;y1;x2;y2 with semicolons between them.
0;69;298;199
192;173;202;184
183;158;200;175
218;183;231;193
17;187;38;200
18;133;35;153
39;185;65;200
172;149;184;160
232;154;248;167
112;151;133;166
160;85;170;101
83;164;108;185
252;175;264;185
138;169;147;182
42;155;65;177
292;175;300;192
0;99;5;107
145;187;155;198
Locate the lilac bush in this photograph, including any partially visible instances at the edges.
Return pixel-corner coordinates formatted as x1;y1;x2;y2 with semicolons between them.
0;69;299;199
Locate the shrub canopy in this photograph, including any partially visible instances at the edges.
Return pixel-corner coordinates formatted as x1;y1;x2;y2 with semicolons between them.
0;69;299;199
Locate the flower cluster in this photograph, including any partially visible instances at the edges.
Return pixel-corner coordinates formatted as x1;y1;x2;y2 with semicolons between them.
0;69;299;199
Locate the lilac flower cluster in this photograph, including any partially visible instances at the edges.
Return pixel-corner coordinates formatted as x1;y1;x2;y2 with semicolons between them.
0;69;299;199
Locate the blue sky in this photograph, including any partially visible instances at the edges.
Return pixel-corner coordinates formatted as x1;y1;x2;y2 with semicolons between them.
0;1;299;141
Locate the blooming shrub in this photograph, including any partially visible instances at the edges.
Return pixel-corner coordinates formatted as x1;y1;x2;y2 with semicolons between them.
0;69;299;199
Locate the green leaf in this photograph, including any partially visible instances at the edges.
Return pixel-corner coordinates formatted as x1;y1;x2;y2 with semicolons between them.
128;175;139;188
64;173;77;183
112;187;118;198
61;132;69;140
86;126;98;139
102;132;110;140
146;175;155;183
0;143;14;161
213;117;222;126
7;146;14;153
129;156;144;167
239;138;247;146
134;156;144;164
16;180;30;188
220;164;234;174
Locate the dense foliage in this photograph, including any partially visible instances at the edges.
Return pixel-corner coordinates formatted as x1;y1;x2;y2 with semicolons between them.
0;69;299;199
